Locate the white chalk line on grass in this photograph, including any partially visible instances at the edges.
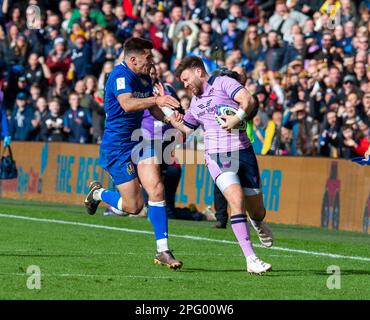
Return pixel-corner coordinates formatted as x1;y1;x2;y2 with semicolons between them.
0;213;369;263
0;273;180;280
0;248;296;258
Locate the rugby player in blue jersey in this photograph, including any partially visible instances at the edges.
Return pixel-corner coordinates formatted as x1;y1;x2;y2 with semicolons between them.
84;38;183;269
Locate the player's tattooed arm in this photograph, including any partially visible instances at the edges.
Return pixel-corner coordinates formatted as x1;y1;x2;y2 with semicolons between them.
220;88;257;131
117;93;180;112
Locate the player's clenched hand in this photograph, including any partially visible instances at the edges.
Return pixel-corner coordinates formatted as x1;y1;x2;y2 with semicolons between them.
167;111;183;127
220;115;241;131
156;95;180;109
173;110;183;122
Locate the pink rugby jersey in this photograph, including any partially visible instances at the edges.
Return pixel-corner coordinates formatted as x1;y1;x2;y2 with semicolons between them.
182;75;251;154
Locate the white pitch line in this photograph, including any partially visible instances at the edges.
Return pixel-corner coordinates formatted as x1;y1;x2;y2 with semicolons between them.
0;213;369;262
0;273;179;279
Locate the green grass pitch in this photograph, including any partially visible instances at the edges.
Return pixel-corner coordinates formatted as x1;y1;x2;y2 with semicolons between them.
0;199;369;300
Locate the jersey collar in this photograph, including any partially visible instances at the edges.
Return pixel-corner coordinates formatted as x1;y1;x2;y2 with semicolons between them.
207;75;217;85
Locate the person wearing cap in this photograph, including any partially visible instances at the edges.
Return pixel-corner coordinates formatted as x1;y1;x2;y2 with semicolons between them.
200;16;223;50
282;101;315;156
71;35;92;81
221;2;248;34
46;36;72;85
17;75;28;93
42;26;61;57
9;92;36;141
223;16;244;54
340;74;358;97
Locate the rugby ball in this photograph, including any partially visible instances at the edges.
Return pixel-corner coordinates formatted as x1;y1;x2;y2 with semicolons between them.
215;105;247;130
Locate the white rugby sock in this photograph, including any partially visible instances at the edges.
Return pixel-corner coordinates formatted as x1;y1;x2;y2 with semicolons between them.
93;188;104;201
157;238;169;252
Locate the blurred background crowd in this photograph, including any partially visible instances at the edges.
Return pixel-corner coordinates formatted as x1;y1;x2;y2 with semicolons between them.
0;0;369;159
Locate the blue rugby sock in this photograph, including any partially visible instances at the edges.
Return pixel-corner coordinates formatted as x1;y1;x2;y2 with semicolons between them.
99;190;122;210
148;200;169;252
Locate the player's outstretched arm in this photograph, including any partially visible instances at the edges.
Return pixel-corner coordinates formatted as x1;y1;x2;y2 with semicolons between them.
117;93;180;113
149;105;183;123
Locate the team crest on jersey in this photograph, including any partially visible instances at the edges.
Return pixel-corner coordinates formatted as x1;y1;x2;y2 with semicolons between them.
141;79;149;87
216;104;247;130
126;162;135;175
116;77;126;90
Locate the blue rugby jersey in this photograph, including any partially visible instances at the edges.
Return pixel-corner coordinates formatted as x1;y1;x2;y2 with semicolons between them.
100;61;153;162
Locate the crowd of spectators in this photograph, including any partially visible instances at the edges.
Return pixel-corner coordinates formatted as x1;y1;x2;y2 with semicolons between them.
0;0;369;159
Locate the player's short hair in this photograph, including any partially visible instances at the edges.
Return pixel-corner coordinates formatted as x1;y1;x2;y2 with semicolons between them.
174;56;206;78
123;37;154;57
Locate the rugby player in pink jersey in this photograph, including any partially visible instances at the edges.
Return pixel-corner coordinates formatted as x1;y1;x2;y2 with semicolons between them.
170;56;273;274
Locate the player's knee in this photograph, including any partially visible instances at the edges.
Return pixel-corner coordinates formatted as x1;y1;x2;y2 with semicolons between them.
131;205;144;215
123;196;144;215
227;190;244;212
125;202;144;215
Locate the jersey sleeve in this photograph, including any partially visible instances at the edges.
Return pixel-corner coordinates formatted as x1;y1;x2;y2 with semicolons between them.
112;72;133;97
217;76;244;101
183;109;200;130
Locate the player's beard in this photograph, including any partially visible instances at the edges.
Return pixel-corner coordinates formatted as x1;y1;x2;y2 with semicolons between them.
192;77;204;96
